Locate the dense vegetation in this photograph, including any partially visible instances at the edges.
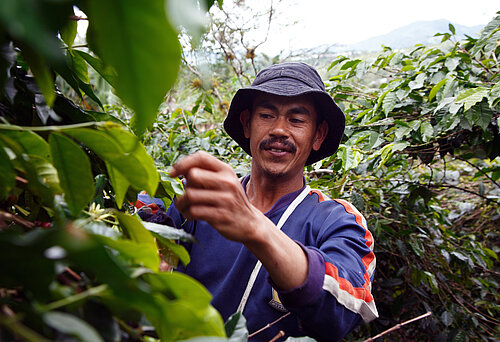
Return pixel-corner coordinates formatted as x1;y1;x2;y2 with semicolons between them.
0;0;498;341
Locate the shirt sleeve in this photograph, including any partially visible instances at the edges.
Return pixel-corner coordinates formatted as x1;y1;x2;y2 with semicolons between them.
275;196;378;341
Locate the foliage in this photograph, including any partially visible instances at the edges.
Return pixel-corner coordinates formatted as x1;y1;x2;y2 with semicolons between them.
311;17;500;341
145;15;500;341
1;0;499;341
0;0;230;341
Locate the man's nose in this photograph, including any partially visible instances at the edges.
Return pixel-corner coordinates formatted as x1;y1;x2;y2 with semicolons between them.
269;117;289;137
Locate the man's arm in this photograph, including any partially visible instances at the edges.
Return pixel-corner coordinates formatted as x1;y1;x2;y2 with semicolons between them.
169;151;308;291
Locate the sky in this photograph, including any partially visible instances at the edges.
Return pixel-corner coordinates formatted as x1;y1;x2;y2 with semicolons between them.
249;0;499;54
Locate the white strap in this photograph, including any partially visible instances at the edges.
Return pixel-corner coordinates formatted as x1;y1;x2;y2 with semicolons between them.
237;185;311;314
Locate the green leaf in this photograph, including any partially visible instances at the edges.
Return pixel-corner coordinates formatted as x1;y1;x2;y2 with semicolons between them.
143;221;197;243
20;44;55;106
441;311;453;327
30;154;62;199
116;213;158;261
147;272;212;307
105;162;130;209
43;311;104;342
423;271;439;293
340;146;363;172
0;129;50;160
87;0;181;135
429;78;447;102
74;50;118;88
49;133;94;216
0;144;16;199
65;127;158;195
225;312;248;342
382;91;397;115
101;124;159;194
93;234;160;271
0;0;68;63
153;233;190;266
448;23;456;35
69;50;90;84
60;8;78;49
456;87;489;111
420;122;434;142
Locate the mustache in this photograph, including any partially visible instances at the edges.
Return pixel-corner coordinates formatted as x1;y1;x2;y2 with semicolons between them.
259;137;297;153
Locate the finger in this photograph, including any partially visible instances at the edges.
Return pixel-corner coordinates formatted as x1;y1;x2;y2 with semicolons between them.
184;167;240;191
169;151;228;178
177;188;233;209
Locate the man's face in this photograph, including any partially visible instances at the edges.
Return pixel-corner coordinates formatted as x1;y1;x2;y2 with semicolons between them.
240;93;328;179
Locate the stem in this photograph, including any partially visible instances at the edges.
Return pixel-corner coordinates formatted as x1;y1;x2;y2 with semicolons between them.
0;121;103;132
268;330;285;342
363;312;432;342
456;157;500;188
38;284;108;312
0;305;49;342
248;312;290;339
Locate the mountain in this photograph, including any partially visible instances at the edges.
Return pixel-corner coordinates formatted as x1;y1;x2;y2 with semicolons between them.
349;19;483;51
301;19;485;56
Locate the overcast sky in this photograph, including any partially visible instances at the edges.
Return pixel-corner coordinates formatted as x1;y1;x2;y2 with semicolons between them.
254;0;499;54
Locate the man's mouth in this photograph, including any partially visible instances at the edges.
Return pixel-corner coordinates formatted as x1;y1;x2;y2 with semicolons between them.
260;138;296;154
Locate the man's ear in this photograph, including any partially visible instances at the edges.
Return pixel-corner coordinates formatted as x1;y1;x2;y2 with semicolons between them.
240;109;251;139
312;120;329;151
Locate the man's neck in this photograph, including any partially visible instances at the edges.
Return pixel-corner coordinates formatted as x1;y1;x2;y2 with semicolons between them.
245;169;305;213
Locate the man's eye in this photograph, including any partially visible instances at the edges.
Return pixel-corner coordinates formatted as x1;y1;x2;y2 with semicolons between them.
260;113;273;119
290;118;305;124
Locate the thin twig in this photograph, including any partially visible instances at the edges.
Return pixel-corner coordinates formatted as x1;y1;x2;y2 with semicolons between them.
456;156;500;188
0;211;35;230
248;312;291;339
268;330;285;342
363;312;432;342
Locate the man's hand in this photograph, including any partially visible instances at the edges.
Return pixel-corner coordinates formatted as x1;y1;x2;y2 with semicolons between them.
169;151;262;243
169;151;308;291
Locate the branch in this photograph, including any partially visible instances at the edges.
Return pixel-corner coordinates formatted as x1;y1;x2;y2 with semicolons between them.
456;156;500;188
0;211;35;230
248;312;290;339
363;312;432;342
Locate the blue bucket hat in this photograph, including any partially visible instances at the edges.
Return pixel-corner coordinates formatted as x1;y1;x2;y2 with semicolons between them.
223;62;345;165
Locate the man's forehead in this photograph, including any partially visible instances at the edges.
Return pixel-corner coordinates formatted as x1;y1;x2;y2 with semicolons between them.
252;94;318;117
252;93;317;111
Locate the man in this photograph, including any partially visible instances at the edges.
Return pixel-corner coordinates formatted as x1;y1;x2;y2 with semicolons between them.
167;63;378;341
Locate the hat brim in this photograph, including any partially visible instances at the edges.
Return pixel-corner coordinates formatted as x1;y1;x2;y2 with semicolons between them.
223;85;345;165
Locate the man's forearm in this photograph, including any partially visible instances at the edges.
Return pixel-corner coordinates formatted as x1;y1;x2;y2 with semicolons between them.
243;213;309;291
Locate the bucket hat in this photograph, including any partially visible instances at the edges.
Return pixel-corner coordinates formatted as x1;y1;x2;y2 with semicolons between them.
223;62;345;165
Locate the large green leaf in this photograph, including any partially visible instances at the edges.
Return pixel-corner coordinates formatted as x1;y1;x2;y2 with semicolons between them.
116;213;158;255
43;311;104;342
105;162;130;209
65;127;158;195
74;50;118;88
49;133;94;216
60;7;78;49
146;272;212;307
100;125;159;192
93;234;160;271
456;87;489;111
87;0;181;135
0;129;51;160
68;50;90;84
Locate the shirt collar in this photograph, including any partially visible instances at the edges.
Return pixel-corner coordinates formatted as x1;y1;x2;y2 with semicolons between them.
240;175;306;216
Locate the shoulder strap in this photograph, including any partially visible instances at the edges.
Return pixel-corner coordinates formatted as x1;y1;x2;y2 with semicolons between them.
237;185;311;314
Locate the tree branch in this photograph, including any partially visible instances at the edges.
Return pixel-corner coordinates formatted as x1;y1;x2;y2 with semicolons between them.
363;312;432;342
